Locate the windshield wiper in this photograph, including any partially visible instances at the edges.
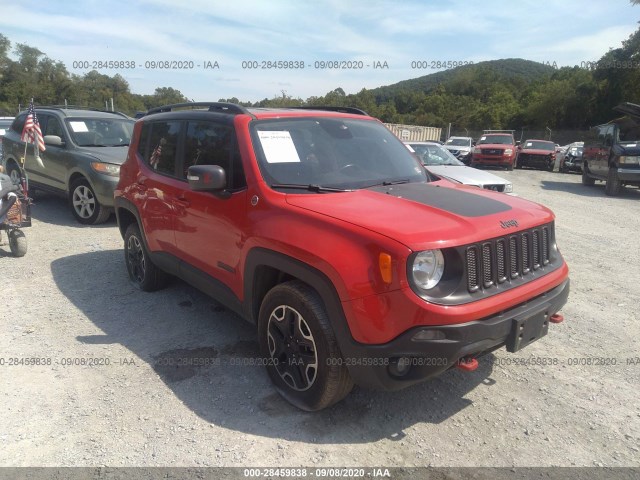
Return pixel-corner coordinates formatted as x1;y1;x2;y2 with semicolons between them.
270;183;353;193
363;179;411;188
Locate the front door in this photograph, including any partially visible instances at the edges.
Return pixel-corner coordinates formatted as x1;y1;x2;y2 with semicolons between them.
172;119;248;298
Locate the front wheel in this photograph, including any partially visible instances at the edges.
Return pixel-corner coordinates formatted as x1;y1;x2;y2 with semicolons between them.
69;178;111;224
258;280;353;411
8;229;27;257
605;167;622;196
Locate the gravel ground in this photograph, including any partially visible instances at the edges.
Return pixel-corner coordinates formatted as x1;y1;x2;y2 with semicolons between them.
0;169;639;468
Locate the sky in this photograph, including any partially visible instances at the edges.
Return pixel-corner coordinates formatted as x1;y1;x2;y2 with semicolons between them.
1;0;639;103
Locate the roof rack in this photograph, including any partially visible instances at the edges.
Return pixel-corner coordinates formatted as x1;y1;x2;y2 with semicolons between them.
24;105;130;118
145;102;250;116
290;106;369;116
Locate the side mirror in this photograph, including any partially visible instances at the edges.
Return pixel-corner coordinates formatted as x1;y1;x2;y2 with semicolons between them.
187;164;227;193
44;135;64;146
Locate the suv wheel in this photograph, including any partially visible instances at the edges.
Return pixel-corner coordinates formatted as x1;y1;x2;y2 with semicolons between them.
258;280;353;411
582;164;595;186
605;167;622;196
124;223;168;291
69;178;111;224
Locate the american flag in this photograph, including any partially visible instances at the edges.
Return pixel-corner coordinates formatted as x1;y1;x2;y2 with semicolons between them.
21;100;46;152
149;143;162;169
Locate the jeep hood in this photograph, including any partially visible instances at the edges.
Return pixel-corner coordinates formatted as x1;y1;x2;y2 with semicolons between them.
285;182;554;251
82;146;130;165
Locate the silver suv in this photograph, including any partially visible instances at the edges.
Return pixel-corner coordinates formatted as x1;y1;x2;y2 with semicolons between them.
1;107;133;224
443;136;474;164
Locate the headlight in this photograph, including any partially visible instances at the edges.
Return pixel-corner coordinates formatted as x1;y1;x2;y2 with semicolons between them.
504;149;513;155
473;147;481;154
411;250;445;290
619;156;640;165
90;162;120;176
504;183;513;193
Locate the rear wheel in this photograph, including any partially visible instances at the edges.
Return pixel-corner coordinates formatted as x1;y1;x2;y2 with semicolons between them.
605;167;622;196
582;164;595;186
69;178;111;224
8;229;27;257
258;280;353;411
124;223;168;291
6;162;23;185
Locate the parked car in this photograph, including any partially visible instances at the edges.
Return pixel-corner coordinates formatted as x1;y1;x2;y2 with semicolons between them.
0;117;14;161
2;107;134;223
405;141;513;194
515;139;557;171
115;102;569;411
559;145;584;173
583;102;640;196
443;136;474;164
470;131;517;170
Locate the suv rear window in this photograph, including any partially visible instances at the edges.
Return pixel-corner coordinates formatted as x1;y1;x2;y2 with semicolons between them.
147;121;181;176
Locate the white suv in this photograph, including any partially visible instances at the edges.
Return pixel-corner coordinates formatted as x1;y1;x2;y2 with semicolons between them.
444;136;474;164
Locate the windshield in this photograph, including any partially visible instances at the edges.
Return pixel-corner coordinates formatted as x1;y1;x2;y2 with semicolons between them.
408;143;464;166
251;117;427;191
477;134;513;145
445;138;471;147
66;117;134;147
522;140;555;151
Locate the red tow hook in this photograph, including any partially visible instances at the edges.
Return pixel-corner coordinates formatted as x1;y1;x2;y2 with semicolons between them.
549;313;564;324
456;357;479;372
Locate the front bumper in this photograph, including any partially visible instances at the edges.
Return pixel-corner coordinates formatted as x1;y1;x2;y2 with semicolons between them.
341;278;570;390
616;167;640;183
472;155;513;167
89;173;119;208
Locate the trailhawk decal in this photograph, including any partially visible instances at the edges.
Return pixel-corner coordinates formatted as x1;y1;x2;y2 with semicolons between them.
368;183;512;217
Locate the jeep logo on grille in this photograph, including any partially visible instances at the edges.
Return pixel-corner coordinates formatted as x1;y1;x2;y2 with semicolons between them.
500;219;519;229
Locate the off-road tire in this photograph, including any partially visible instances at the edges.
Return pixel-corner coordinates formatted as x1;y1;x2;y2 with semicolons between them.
124;223;168;291
258;280;353;411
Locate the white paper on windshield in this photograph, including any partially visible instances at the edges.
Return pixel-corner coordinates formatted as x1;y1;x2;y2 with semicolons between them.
258;131;301;163
526;142;533;147
69;121;89;132
626;143;637;147
480;136;486;141
405;144;416;153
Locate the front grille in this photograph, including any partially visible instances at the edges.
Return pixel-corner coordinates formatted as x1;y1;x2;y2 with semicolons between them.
481;148;503;155
466;224;552;293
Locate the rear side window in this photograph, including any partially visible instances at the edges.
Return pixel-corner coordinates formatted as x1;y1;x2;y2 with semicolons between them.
136;123;150;159
146;121;181;177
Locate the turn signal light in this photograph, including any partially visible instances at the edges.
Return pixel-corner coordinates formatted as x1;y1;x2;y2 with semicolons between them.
379;253;392;284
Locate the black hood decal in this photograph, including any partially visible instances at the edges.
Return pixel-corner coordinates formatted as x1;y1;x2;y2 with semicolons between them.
368;183;512;217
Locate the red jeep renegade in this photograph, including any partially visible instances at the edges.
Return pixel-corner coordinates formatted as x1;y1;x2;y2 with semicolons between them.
114;103;569;411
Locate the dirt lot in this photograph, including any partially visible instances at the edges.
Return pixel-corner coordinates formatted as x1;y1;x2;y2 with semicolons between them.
1;169;639;468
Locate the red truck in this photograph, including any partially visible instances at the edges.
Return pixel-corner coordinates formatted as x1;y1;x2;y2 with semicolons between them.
471;131;518;170
114;104;569;411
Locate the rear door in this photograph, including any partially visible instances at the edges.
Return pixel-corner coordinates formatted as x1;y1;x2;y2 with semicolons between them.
133;120;184;256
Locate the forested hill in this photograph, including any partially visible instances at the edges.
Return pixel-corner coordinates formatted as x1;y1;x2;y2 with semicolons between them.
370;58;557;102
